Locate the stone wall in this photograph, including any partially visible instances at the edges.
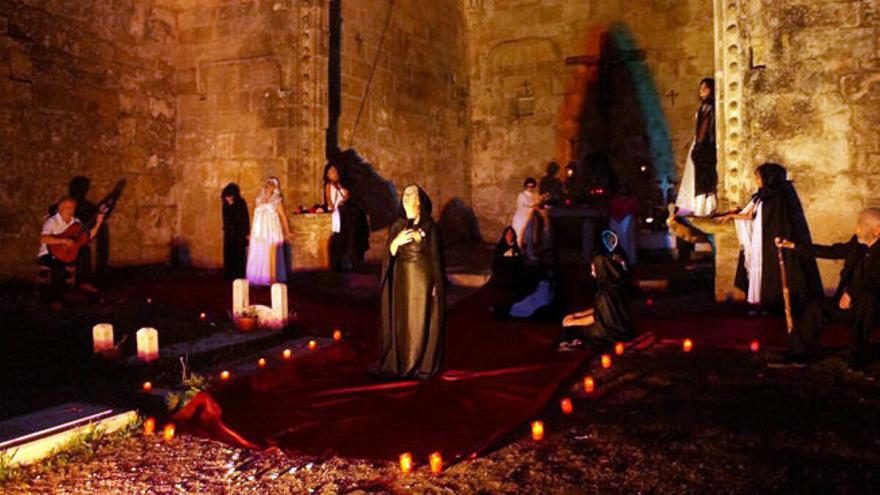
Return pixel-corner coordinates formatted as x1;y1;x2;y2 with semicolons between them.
0;0;178;275
463;0;715;239
338;0;470;220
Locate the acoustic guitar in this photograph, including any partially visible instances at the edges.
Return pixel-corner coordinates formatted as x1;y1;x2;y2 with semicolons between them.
48;203;111;264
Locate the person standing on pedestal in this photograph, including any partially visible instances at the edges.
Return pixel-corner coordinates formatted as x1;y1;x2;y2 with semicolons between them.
374;185;446;380
246;177;291;286
675;78;717;217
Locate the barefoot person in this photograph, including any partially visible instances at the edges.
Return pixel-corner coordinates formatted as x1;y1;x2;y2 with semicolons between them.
374;185;446;379
772;208;880;370
38;196;105;309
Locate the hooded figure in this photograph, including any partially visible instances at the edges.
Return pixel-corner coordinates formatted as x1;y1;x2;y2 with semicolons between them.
221;183;250;280
733;163;823;312
375;185;446;379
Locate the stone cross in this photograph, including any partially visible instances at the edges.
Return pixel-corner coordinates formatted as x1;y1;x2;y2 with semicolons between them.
666;89;679;107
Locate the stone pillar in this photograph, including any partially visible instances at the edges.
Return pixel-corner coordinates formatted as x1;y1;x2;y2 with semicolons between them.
289;213;332;271
691;218;744;302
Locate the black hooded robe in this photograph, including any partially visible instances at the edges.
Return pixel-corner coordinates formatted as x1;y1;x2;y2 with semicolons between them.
735;181;823;313
375;186;446;380
582;252;637;345
691;101;717;196
222;195;250;280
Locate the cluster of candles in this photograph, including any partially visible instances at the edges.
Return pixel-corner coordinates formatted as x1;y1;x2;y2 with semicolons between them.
398;451;443;474
142;417;175;442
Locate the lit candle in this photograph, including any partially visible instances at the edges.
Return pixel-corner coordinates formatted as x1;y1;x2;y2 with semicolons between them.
647;298;654;306
146;297;152;304
258;358;267;368
220;370;230;381
283;348;292;360
601;354;612;368
399;452;413;474
333;329;342;341
429;451;443;474
232;279;249;317
142;381;153;392
92;323;114;353
531;421;544;441
308;340;317;350
270;283;288;329
199;312;206;320
682;338;694;352
162;423;175;442
614;342;625;356
136;327;159;362
143;417;155;435
560;397;573;415
750;339;760;353
583;376;595;394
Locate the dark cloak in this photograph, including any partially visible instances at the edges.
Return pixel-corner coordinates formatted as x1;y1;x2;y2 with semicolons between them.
690;100;717;195
586;246;637;344
491;227;525;291
734;178;823;312
221;183;250;280
375;185;446;379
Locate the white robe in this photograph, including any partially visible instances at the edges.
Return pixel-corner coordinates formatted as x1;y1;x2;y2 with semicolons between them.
675;142;717;217
734;198;763;304
511;190;536;247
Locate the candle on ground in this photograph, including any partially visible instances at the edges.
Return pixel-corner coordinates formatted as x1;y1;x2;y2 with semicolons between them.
92;323;114;353
136;327;159;362
683;338;694;352
750;339;760;353
601;354;612;368
583;376;595;394
220;370;230;381
399;452;413;473
143;417;155;435
333;329;342;341
560;397;573;415
308;340;317;350
614;342;625;356
283;349;292;360
142;381;152;392
531;421;544;441
199;312;206;320
258;358;267;368
232;279;249;317
429;452;443;474
162;423;175;442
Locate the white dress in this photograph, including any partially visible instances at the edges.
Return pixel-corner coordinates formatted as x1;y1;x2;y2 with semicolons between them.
734;198;763;304
246;199;287;285
328;183;344;234
511;190;536;246
675;138;717;217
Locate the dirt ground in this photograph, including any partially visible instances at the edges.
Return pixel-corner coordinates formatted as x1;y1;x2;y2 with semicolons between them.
4;338;878;494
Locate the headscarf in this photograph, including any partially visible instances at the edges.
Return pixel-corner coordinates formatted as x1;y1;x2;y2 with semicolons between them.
495;226;522;257
257;177;282;207
400;184;432;221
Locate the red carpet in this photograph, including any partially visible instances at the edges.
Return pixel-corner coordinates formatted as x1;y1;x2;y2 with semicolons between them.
174;282;592;463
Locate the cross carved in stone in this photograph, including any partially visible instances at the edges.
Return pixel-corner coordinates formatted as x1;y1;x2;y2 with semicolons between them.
666;89;679;107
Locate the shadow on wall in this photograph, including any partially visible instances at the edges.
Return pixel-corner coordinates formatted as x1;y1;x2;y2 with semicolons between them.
331;148;399;231
439;197;483;247
559;22;675;210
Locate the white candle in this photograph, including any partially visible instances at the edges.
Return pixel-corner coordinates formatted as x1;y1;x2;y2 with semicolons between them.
136;327;159;362
232;278;249;317
92;323;114;353
270;283;288;329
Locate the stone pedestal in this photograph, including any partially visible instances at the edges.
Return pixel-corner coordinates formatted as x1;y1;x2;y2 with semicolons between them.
289;214;332;271
690;218;744;303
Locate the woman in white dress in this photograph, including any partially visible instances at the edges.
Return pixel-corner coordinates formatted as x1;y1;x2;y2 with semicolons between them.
511;177;539;247
324;165;352;270
246;177;292;286
675;78;717;217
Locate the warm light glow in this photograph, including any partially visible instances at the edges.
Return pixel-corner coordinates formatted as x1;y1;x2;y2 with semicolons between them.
601;354;612;368
142;381;152;392
162;423;175;442
333;329;342;341
270;283;288;329
199;312;206;320
560;397;573;415
220;370;230;381
283;348;292;360
583;376;595;394
143;417;155;436
308;340;317;350
750;339;760;353
146;297;152;304
683;338;694;352
399;452;413;474
136;327;159;362
531;421;544;441
258;358;267;368
640;165;648;172
646;217;655;224
232;279;249;317
614;342;625;356
92;323;114;353
429;451;443;474
646;298;654;306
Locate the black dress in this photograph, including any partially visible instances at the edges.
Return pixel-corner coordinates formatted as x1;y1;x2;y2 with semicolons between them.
222;198;250;280
691;100;717;196
583;253;637;345
734;181;823;313
376;214;446;379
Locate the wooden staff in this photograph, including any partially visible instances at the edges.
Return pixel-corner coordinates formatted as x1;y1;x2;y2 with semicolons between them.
776;242;794;334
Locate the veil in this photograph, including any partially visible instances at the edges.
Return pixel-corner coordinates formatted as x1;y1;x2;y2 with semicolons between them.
257;177;283;207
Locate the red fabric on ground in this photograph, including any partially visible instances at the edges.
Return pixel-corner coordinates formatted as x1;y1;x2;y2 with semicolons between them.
175;284;590;463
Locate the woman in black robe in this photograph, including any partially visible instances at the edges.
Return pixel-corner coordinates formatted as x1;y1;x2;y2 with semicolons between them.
374;185;446;379
221;183;249;280
559;231;636;350
720;163;823;314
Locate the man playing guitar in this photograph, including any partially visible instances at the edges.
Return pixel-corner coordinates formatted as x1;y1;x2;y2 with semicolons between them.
38;196;106;310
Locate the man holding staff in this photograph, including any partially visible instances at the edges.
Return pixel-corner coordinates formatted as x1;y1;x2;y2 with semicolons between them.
773;208;880;371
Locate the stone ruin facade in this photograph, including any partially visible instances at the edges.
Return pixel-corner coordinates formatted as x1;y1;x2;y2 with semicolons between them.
1;0;878;298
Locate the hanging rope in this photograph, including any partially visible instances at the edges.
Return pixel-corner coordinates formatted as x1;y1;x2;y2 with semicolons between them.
347;0;395;148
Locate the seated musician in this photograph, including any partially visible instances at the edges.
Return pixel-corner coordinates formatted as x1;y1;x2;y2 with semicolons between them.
38;197;105;309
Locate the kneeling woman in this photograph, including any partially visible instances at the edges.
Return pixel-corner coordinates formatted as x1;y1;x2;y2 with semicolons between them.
560;231;636;350
374;185;446;379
